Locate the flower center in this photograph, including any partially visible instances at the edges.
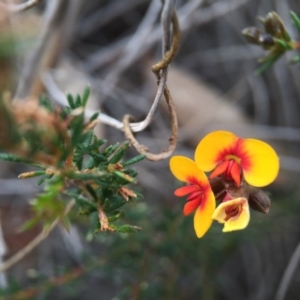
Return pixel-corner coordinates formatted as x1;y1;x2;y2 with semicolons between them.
224;203;242;221
225;154;241;164
210;159;242;187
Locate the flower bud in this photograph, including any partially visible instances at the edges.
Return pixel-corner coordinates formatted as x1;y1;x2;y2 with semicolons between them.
262;12;290;41
242;27;262;45
248;187;271;214
258;33;275;50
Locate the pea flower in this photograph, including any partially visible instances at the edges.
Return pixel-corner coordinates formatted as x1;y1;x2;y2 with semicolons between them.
195;131;279;187
169;156;215;238
212;197;250;232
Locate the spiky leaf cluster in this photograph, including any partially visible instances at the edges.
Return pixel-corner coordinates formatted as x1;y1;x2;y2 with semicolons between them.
0;88;145;236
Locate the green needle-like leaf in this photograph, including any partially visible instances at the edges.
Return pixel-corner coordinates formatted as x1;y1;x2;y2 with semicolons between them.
0;153;42;168
103;143;119;157
82;86;91;107
274;38;291;50
67;94;76;109
112;224;142;233
255;52;283;74
108;141;129;164
122;154;146;167
290;53;300;64
89;112;99;122
291;11;300;34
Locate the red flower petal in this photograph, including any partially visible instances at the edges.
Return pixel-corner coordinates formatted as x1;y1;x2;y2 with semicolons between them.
183;199;200;215
187;191;202;201
174;185;199;197
230;162;241;187
210;160;229;179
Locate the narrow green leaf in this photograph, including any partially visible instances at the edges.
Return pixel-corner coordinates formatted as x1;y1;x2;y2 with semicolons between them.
123;168;138;178
67;94;76;109
108;141;129;164
39;95;53;112
20;218;39;231
89;153;107;164
112;224;142;233
75;158;83;171
284;30;291;42
103;197;125;212
75;95;81;107
90;211;100;232
68;171;106;181
290;53;300;64
134;191;143;199
18;170;46;179
37;174;52;185
85;184;98;201
103;143;119;157
107;211;123;222
291;11;300;34
0;153;29;163
70;113;84;146
82;86;90;107
113;171;136;183
122;154;146;167
274;38;291;50
255;52;283;74
71;193;98;214
0;153;43;168
81;131;94;148
86;157;96;169
90;112;99;122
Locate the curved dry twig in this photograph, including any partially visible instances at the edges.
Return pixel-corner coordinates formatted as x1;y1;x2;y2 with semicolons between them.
123;86;178;161
0;200;75;274
121;1;179;160
46;0;180;136
129;9;180;133
152;12;180;75
122;0;179;160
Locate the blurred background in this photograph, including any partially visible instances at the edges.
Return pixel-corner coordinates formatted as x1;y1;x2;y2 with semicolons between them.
1;0;300;299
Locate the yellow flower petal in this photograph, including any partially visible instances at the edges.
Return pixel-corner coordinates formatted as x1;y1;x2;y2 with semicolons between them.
195;131;238;172
212;198;250;232
223;200;249;232
193;190;216;238
169;156;208;184
241;139;279;187
212;203;227;224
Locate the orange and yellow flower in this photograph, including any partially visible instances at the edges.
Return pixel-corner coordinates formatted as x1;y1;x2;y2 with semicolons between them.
195;131;279;187
170;130;279;236
212;197;250;232
169;156;215;238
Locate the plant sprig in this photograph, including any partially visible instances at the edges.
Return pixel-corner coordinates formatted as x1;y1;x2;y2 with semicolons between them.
0;87;145;237
242;11;300;73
